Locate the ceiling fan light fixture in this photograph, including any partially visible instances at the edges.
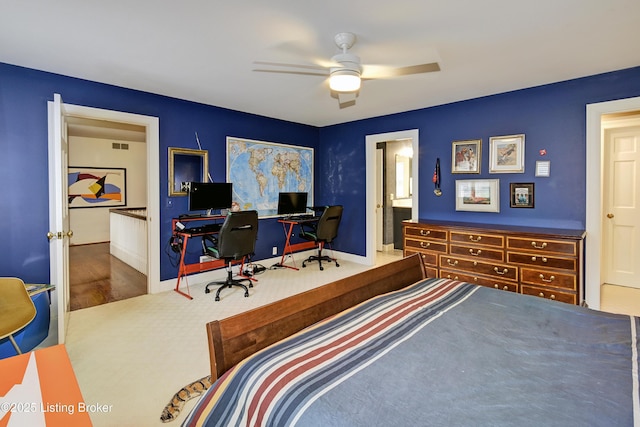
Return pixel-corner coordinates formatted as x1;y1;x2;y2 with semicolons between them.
329;69;361;92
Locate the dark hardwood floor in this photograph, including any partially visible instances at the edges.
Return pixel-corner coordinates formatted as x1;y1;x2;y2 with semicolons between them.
69;242;147;311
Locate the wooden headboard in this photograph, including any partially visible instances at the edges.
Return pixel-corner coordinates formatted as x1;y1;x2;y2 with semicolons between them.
205;254;426;380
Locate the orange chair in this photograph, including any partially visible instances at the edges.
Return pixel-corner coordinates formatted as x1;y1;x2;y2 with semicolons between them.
0;277;37;354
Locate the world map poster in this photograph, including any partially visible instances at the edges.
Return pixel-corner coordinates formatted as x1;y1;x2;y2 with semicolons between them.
226;137;313;217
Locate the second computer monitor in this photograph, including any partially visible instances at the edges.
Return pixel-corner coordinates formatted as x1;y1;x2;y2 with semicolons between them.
277;192;308;215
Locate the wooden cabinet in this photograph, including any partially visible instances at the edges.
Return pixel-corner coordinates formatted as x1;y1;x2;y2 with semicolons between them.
403;220;585;305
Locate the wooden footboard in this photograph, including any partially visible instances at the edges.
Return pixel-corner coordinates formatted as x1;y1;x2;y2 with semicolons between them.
205;254;426;380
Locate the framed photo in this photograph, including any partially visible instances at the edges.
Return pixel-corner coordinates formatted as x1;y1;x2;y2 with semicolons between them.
489;134;525;173
510;182;535;208
455;179;500;212
168;147;208;196
68;167;126;208
451;139;481;174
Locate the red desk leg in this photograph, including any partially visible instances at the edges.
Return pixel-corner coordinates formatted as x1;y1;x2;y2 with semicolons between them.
174;234;193;300
276;221;316;270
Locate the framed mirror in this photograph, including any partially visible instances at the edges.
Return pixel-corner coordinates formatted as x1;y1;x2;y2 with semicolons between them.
168;147;208;196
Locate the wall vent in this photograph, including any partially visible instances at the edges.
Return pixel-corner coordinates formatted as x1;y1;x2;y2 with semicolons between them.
112;142;121;149
112;142;129;150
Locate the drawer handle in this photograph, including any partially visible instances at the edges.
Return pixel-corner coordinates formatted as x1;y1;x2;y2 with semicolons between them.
531;241;548;249
447;274;459;280
494;267;508;275
538;292;556;300
469;249;482;256
420;241;431;248
420;229;431;236
446;259;459;267
494;284;509;291
539;274;555;283
469;235;482;242
531;256;548;263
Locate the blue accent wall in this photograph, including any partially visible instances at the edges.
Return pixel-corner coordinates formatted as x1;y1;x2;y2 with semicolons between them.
2;61;640;283
319;67;640;256
0;62;318;282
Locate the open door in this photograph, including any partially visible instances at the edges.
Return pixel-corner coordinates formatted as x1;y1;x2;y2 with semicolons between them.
48;93;71;344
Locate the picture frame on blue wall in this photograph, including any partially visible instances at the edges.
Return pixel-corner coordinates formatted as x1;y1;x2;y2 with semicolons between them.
510;182;535;208
451;139;481;174
168;147;209;196
455;179;500;212
489;134;525;173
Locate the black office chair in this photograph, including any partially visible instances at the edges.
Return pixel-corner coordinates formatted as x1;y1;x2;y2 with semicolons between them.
202;210;258;301
300;205;343;270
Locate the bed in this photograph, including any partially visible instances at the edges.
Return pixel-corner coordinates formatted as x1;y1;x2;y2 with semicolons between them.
184;254;640;426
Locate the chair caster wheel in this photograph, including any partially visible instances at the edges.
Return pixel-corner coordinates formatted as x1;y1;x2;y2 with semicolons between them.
244;292;249;298
215;296;220;301
249;283;253;288
302;264;306;268
336;263;340;267
205;288;210;294
320;266;324;271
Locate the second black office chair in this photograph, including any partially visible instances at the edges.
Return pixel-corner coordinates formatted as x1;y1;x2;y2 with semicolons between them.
202;210;258;301
300;205;343;270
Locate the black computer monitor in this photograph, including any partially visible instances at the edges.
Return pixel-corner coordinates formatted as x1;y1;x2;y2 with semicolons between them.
277;192;308;215
188;182;233;213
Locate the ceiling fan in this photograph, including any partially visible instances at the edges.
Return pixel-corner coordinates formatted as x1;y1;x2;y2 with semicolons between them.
254;32;441;108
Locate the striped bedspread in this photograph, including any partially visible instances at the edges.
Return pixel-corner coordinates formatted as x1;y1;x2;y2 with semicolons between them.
183;278;640;426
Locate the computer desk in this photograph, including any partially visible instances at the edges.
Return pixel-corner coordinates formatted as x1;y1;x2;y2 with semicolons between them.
171;215;227;299
275;214;321;270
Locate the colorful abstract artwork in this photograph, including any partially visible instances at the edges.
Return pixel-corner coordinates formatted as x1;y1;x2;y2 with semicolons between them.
68;167;127;208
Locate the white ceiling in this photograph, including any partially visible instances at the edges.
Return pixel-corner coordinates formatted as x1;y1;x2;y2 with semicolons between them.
1;1;639;127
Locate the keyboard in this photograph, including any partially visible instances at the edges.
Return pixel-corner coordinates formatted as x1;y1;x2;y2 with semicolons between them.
183;223;222;234
286;215;318;221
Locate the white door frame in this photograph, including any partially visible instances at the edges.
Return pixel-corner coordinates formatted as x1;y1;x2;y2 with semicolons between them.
585;96;640;309
49;101;160;294
365;129;419;265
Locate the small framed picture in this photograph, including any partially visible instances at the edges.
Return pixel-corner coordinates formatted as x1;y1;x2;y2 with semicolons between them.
510;182;535;208
535;160;551;177
455;179;500;212
489;134;525;173
451;139;481;174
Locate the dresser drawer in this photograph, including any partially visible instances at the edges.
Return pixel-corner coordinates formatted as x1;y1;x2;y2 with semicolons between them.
404;226;447;241
440;255;518;281
450;231;504;248
440;269;517;292
404;238;448;254
521;285;576;304
405;249;438;266
507;252;576;271
520;267;576;290
507;237;577;256
450;244;504;262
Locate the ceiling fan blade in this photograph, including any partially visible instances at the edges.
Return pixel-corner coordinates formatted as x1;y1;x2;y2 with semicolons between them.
361;62;440;79
253;61;328;71
253;68;328;77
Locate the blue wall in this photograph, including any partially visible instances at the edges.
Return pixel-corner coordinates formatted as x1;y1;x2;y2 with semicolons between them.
319;66;640;256
2;61;640;283
0;63;318;282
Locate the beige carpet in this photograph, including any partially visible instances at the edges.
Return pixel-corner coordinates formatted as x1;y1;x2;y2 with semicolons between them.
65;252;401;426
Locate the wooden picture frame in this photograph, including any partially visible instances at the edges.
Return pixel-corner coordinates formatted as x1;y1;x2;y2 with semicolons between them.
451;139;481;174
489;134;525;173
510;182;535;208
168;147;208;196
455;179;500;212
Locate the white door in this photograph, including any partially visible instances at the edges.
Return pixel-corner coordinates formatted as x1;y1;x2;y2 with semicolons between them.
48;93;71;343
602;124;640;288
376;148;384;251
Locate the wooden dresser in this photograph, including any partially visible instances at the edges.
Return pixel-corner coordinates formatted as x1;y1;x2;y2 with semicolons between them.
403;220;586;305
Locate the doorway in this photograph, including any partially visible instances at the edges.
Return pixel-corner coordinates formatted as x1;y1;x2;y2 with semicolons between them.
585;96;640;309
366;129;419;265
66;117;149;309
54;104;160;304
